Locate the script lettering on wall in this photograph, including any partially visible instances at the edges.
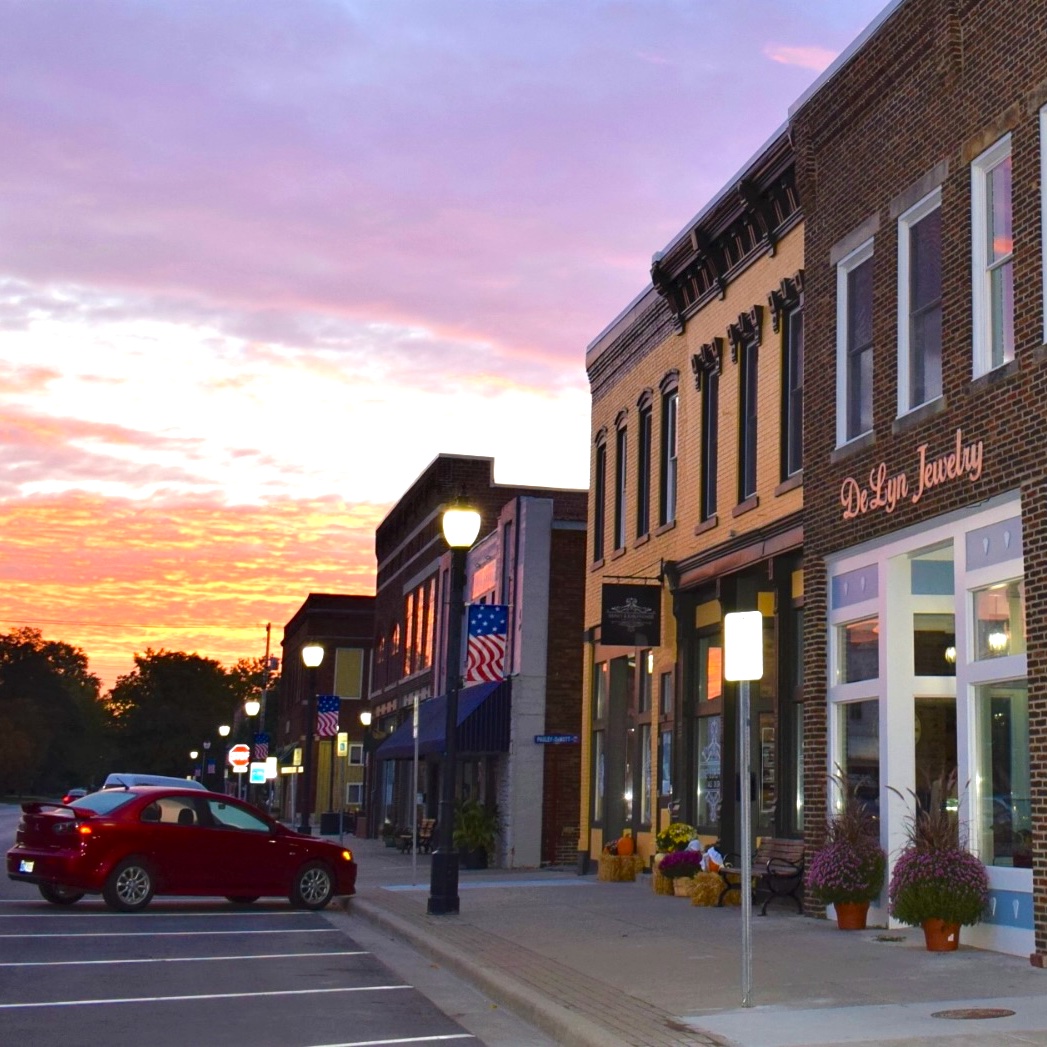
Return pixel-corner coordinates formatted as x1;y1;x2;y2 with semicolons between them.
840;428;984;521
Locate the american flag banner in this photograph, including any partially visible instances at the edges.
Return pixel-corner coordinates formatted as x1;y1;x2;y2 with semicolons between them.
253;733;270;761
315;695;340;738
465;603;508;685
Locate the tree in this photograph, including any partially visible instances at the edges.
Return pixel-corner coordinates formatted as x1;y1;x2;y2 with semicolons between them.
104;649;239;782
0;628;109;795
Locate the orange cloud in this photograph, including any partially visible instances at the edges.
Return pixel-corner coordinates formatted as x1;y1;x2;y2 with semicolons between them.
0;492;385;690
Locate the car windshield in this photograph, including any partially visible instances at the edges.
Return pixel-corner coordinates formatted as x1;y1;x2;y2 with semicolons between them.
72;791;138;815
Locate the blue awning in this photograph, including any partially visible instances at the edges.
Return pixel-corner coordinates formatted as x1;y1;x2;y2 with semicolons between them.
374;679;510;761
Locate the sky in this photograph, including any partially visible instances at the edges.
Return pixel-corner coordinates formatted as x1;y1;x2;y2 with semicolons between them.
0;0;889;691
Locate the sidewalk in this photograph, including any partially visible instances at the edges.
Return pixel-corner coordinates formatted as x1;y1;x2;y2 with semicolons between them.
333;835;1047;1047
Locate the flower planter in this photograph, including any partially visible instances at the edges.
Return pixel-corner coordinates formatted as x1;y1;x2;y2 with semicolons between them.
922;917;960;952
834;901;870;930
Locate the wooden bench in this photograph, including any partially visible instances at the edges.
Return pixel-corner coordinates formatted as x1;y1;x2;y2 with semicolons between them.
716;837;805;915
398;818;437;854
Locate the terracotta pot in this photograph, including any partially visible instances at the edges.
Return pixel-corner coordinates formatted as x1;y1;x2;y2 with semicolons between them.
834;901;869;930
922;917;960;952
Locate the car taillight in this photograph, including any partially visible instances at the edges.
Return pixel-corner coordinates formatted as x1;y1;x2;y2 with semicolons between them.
78;824;93;836
341;849;353;862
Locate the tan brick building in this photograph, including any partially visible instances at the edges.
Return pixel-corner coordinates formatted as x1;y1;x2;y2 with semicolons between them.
792;0;1047;957
581;128;805;866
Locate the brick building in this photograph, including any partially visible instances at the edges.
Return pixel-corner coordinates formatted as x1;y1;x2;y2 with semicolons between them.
276;594;374;829
370;454;587;866
582;128;805;866
792;0;1047;957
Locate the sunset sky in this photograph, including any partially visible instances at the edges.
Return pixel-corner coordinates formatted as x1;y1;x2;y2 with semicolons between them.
0;0;887;690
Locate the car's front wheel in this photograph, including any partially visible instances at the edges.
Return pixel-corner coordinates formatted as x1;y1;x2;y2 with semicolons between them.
290;861;334;910
39;883;84;906
103;858;155;912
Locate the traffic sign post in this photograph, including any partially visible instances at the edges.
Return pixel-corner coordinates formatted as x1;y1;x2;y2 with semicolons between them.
228;743;251;771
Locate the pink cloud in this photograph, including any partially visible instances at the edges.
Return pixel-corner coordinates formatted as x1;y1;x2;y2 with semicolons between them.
763;43;839;72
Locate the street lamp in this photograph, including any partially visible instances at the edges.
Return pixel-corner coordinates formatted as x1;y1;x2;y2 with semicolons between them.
189;750;199;781
218;724;230;794
244;698;262;801
428;498;482;916
359;710;373;837
297;642;324;834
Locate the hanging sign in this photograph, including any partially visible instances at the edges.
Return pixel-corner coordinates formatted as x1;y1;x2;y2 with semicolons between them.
601;584;661;646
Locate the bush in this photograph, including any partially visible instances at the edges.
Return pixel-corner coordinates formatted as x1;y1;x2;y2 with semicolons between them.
658;850;704;879
888;847;989;927
655;822;697;853
808;839;886;905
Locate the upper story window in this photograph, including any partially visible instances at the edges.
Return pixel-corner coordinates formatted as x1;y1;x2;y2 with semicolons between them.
614;420;628;552
898;189;943;412
636;396;652;539
593;434;607;563
738;338;759;501
972;135;1013;377
836;240;874;445
700;368;719;522
659;380;679;526
783;306;804;478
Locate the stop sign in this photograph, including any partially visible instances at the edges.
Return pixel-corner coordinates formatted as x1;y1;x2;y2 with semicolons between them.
228;743;251;770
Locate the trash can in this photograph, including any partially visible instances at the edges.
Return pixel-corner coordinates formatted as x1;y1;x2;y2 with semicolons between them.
319;812;340;835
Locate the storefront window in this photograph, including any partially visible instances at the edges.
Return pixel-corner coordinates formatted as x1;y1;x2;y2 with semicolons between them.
659;671;672;716
838;617;879;683
638;650;652;713
839;699;879;817
696;716;722;829
659;728;672;797
640;723;651;825
913;613;956;676
794;703;804;831
973;580;1026;660
592;730;605;822
594;661;608;718
975;681;1030;867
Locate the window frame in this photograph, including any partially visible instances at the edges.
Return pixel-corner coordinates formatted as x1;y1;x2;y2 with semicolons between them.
592;436;607;563
636;399;652;539
782;305;803;480
659;386;678;526
614;422;628;552
836;239;875;446
897;187;943;415
971;134;1014;377
700;369;719;522
738;337;759;501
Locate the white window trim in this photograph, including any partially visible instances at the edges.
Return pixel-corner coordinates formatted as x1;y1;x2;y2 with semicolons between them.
897;187;943;416
835;238;875;447
971;133;1013;378
1041;106;1047;346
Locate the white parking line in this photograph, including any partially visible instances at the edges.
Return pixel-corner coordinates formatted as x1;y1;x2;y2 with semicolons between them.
0;907;316;917
0;985;412;1010
0;950;368;967
0;928;339;938
311;1037;474;1046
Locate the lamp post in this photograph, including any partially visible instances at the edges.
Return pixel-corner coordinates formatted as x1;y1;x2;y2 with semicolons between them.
297;643;324;834
360;710;373;838
189;750;199;781
202;741;212;789
428;498;482;916
245;698;261;802
218;724;230;794
724;610;764;1009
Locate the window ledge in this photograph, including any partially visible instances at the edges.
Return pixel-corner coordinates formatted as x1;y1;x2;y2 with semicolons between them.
893;396;946;435
610;546;628;561
634;533;651;549
775;472;802;497
654;520;677;537
831;430;876;464
694;515;718;536
971;357;1019;394
589;558;606;573
732;495;759;519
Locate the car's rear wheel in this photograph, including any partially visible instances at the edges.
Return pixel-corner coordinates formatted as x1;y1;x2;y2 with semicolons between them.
38;883;84;906
103;858;155;912
226;895;260;905
290;860;334;910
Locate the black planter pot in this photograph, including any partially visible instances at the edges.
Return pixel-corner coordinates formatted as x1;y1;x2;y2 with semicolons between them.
459;847;488;870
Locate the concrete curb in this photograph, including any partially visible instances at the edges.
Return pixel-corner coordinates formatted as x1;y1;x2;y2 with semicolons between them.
348;896;618;1047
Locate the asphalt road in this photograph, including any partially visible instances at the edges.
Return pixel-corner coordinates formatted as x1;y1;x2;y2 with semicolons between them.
0;801;548;1047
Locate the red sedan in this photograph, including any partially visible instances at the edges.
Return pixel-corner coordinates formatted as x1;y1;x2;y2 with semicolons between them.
6;786;357;912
